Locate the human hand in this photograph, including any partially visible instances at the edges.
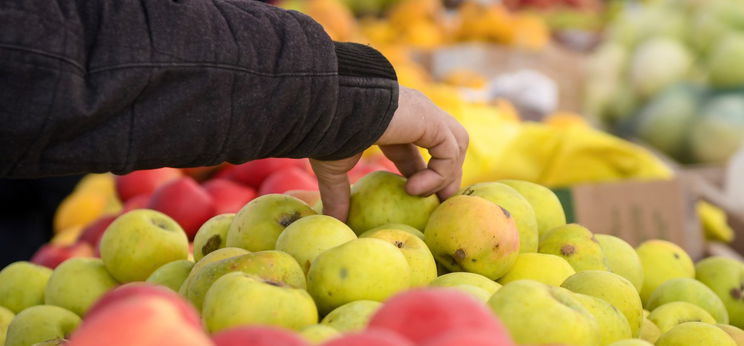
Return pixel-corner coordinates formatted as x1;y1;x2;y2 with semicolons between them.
310;85;469;221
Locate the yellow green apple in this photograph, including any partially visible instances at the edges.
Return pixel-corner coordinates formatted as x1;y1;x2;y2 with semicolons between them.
425;195;520;280
361;228;436;287
639;316;661;343
717;323;744;345
655;322;736;346
498;252;575;286
226;194;316;251
366;223;425;240
648;301;716;333
300;324;340;344
696;256;744;328
608;339;654;346
451;284;493;302
192;213;234;262
499;179;566;240
0;306;13;345
202;272;317;333
461;182;539;253
307;238;410;314
539;224;608;272
190;247;249;275
573;293;632;345
146;259;194;292
647;277;728;324
100;209;189;282
4;305;81;346
275;215;357;273
321;300;382;332
636;240;694;304
596;234;644;293
346;171;439;234
0;261;52;313
44;258;119;316
429;272;501;295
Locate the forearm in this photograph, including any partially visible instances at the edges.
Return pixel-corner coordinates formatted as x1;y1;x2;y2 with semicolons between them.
0;0;397;178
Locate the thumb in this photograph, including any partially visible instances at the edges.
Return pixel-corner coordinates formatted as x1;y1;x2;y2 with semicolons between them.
309;155;361;222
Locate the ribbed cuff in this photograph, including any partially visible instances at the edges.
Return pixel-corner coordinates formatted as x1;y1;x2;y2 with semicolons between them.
334;42;397;81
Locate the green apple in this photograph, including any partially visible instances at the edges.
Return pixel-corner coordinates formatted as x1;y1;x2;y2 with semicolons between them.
649;301;716;333
4;305;81;346
608;339;654;346
190;247;249;275
647;277;729;324
539;224;609;272
321;300;382;332
307;238;410;314
656;322;736;346
562;270;643;337
192;213;234;262
300;324;340;344
346;171;439;234
226;194;316;251
100;209;189;282
596;234;644;293
181;250;306;311
202;272;317;333
0;306;14;345
425;195;520;280
461;182;539;253
498;252;575;286
44;258;119;316
366;223;425;240
429;272;501;295
0;261;52;313
499;179;566;241
636;240;694;304
717;323;744;345
361;228;436;287
696;256;744;328
488;280;599;346
450;284;492;302
573;293;632;345
639;316;661;343
275;215;357;273
146;259;194;292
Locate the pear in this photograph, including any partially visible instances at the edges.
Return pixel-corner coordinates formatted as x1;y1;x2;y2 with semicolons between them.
573;293;633;345
192;213;234;262
648;301;716;333
539;224;608;272
596;234;644;293
635;240;694;304
347;171;439;234
499;179;566;241
461;182;539;252
321;300;382;332
696;256;744;328
425;195;520;280
562;270;644;337
226;194;316;251
498;252;575;286
488;280;599;346
655;322;736;346
647;277;729;324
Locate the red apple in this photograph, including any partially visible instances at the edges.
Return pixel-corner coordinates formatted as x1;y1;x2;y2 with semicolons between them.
147;177;216;239
31;242;94;269
283;190;320;207
213;164;237;180
115;168;182;202
202;178;257;214
258;167;318;195
122;193;152;212
368;288;514;345
422;329;515;346
321;329;413;346
69;288;211;346
212;327;308;346
230;158;303;189
86;283;202;329
78;215;117;249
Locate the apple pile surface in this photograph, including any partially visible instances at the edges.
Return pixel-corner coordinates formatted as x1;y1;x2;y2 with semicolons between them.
2;167;744;346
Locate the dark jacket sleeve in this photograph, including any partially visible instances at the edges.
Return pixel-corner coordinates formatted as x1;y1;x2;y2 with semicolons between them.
0;0;398;178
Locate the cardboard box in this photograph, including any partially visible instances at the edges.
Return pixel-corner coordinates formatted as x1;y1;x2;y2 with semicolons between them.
554;176;705;260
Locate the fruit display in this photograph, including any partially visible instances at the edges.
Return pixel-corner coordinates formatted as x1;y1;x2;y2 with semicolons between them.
3;168;744;346
585;0;744;165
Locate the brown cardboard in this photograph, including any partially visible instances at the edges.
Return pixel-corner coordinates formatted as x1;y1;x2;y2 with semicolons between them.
557;177;705;260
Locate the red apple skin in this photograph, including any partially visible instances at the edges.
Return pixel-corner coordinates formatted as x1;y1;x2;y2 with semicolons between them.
421;329;515;346
122;193;152;212
202;178;257;214
146;177;216;239
368;288;513;345
321;329;414;346
283;190;320;207
115;168;183;202
69;294;212;346
86;283;202;330
30;242;94;269
229;158;303;189
78;215;117;249
212;164;237;180
258;167;318;195
211;327;309;346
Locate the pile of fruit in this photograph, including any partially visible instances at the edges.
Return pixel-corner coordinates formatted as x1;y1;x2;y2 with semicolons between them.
584;0;744;164
1;167;744;346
